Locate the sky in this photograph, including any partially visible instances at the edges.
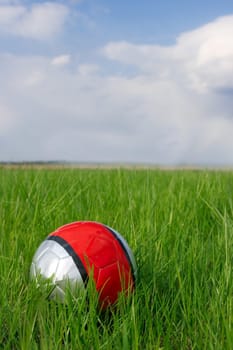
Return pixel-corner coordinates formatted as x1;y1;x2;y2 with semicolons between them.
1;0;233;164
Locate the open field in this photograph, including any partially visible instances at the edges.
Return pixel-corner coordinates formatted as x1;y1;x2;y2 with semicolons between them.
1;168;233;349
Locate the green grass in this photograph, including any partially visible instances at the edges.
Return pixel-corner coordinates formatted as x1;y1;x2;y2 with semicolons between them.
1;167;233;349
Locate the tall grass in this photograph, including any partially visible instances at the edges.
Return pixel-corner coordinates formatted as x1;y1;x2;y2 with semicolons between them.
1;167;233;349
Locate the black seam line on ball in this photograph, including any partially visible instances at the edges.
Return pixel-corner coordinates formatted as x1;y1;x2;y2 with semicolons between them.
47;235;89;286
104;226;136;286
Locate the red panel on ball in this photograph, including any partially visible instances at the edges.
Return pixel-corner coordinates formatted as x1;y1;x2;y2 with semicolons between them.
49;221;134;307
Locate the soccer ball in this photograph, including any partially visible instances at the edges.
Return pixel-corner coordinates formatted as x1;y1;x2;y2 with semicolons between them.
30;221;136;308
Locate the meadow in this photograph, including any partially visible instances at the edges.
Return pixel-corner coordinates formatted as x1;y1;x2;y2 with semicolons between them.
1;166;233;349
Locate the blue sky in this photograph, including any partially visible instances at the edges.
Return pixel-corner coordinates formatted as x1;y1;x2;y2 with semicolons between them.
4;1;233;53
1;0;233;164
79;0;233;43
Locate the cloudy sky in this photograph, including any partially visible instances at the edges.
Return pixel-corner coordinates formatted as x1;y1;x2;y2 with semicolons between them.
1;0;233;164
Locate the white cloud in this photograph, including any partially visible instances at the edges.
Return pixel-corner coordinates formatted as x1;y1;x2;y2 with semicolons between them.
0;4;25;23
0;2;69;40
23;71;45;87
103;15;233;94
77;64;99;75
1;15;233;164
51;54;71;66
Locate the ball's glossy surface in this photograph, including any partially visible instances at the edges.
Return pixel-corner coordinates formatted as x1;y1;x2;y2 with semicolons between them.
30;221;136;308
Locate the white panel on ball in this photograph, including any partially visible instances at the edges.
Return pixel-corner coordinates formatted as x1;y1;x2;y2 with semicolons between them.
30;240;84;300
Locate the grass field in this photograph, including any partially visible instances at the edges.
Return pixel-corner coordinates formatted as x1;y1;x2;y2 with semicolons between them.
1;167;233;349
